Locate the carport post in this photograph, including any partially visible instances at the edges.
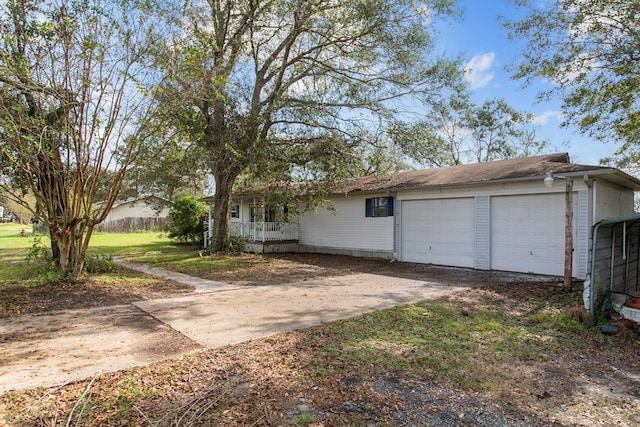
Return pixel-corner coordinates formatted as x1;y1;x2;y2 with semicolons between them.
564;178;573;290
544;172;574;290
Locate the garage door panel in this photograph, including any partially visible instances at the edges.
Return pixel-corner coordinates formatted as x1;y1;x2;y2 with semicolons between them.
401;199;475;267
491;194;566;275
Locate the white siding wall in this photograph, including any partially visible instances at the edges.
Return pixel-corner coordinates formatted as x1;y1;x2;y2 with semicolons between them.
594;180;635;221
106;200;168;222
298;194;394;252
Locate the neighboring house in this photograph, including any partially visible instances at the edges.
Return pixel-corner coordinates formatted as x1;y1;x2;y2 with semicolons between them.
204;153;640;285
96;196;170;232
102;196;170;222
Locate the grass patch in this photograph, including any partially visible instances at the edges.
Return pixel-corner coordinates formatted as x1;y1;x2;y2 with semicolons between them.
87;232;196;257
297;295;592;394
130;251;249;274
0;226;196;316
0;224;195;264
0;224;45;262
0;225;194;282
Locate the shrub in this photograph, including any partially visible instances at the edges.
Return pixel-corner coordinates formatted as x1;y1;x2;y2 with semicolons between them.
166;195;208;243
83;255;115;273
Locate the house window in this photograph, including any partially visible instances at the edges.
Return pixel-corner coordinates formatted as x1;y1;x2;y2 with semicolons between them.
231;204;240;218
365;197;394;217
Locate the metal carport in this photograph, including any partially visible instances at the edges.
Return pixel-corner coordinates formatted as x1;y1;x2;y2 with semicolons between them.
587;212;640;316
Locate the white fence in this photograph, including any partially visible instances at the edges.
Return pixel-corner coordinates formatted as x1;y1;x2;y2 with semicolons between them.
32;217;167;234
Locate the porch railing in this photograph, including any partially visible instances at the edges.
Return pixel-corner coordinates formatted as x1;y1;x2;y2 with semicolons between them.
232;222;298;242
204;222;298;247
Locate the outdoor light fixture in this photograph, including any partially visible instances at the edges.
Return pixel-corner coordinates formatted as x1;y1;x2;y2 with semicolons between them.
544;172;555;188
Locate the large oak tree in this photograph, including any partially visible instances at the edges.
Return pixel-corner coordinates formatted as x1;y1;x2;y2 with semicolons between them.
155;0;461;251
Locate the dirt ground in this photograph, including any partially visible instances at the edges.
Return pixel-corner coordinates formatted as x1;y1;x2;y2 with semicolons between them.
1;253;639;426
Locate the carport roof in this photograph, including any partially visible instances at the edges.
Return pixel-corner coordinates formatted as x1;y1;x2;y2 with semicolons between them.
597;212;640;226
208;153;640;201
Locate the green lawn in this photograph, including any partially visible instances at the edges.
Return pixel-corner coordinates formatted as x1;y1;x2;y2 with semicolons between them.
86;231;196;257
0;223;42;267
0;223;197;282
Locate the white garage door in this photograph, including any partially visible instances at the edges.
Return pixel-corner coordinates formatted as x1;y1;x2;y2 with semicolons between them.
491;194;569;276
401;198;475;268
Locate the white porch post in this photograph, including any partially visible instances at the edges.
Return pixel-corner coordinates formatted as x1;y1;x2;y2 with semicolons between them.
261;196;266;242
207;203;213;247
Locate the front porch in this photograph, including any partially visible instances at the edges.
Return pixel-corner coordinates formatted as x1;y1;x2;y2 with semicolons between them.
204;221;299;253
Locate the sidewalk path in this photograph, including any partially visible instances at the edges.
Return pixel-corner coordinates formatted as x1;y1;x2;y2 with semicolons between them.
113;259;242;293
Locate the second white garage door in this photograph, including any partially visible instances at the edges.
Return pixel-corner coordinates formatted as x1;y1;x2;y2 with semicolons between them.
491;194;569;276
401;198;475;268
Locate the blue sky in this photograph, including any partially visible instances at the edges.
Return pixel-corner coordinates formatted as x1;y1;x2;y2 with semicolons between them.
432;0;622;165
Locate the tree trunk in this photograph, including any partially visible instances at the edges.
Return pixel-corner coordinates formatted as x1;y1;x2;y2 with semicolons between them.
49;229;61;267
211;172;235;252
49;222;92;281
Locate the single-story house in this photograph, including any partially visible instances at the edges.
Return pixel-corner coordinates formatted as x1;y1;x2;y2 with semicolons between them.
94;196;170;232
204;153;640;288
102;196;170;223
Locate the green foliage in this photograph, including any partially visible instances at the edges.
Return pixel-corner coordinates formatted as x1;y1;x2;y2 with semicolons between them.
229;235;247;253
154;0;462;251
25;234;58;281
124;137;210;202
83;255;115;274
0;0;163;279
166;195;208;243
507;0;640;153
390;92;550;166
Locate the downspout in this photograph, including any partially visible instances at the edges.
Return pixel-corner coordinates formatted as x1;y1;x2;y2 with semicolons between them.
240;199;244;239
584;175;595;314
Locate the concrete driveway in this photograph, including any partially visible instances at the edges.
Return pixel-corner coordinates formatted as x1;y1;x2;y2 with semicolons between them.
1;269;470;393
133;272;469;348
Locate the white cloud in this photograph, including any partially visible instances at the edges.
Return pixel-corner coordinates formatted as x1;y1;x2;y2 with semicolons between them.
532;110;564;125
463;52;496;89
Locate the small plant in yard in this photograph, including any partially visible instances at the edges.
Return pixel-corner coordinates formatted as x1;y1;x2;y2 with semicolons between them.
294;413;317;426
230;234;247;252
24;234;59;282
83;254;115;273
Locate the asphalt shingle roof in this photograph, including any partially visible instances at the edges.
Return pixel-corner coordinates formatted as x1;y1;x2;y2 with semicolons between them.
221;153;640;200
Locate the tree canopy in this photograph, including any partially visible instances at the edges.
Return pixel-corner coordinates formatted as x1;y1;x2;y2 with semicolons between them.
154;0;462;251
506;0;640;160
389;93;549;167
0;0;161;279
